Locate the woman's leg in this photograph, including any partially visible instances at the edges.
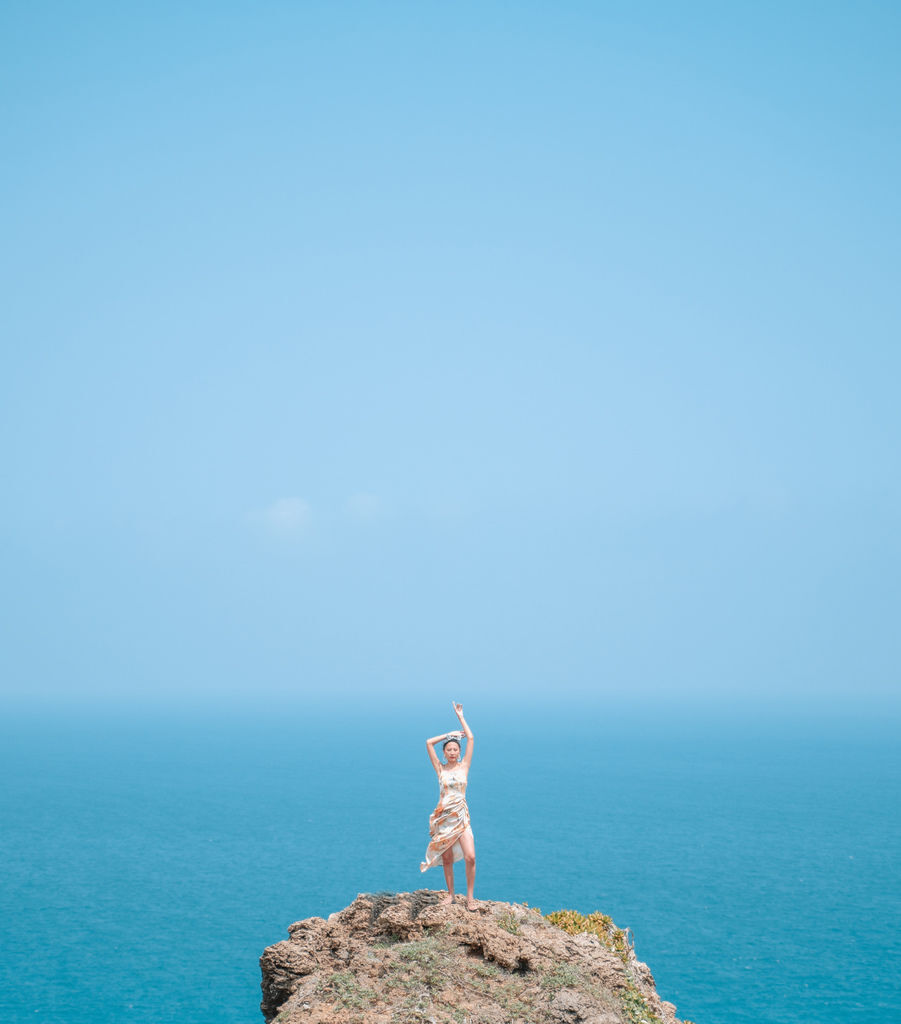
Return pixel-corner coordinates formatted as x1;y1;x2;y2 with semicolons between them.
441;847;455;904
457;829;477;908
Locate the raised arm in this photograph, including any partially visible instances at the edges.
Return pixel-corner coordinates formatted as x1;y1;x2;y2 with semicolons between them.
453;702;475;769
426;732;452;774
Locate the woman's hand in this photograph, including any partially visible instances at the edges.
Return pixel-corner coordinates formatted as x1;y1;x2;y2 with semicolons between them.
453;702;473;739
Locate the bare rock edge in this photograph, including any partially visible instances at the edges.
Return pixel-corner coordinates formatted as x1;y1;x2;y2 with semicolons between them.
260;890;690;1024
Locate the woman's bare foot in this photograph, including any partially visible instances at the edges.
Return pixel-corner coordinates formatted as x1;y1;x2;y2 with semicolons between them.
439;892;454;906
466;897;479;911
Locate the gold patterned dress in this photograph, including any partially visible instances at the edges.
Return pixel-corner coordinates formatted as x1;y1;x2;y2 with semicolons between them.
420;762;473;872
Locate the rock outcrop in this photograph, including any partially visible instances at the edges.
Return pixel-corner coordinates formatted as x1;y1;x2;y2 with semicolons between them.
260;890;691;1024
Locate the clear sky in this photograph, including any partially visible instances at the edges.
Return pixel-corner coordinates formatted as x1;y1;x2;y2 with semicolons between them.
2;1;899;708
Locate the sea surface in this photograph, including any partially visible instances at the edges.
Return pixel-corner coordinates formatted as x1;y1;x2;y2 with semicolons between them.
1;697;898;1024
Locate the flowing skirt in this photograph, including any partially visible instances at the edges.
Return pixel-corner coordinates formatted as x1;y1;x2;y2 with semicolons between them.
420;794;472;872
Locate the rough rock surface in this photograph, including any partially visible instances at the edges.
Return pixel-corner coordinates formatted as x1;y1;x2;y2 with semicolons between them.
260;890;689;1024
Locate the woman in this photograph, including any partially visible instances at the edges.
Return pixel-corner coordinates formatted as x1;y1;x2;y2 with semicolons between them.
420;702;477;910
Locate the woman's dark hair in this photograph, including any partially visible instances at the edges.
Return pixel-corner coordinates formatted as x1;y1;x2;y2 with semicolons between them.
442;738;462;752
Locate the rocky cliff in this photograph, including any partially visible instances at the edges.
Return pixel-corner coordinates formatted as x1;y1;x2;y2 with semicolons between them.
260;890;692;1024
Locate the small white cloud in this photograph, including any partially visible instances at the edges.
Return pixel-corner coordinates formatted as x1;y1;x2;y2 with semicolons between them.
346;492;383;520
261;497;312;533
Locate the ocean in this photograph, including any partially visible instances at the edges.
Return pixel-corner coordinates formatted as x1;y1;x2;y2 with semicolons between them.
1;698;898;1024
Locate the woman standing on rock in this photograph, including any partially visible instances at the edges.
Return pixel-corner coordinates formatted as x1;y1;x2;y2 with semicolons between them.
420;702;477;910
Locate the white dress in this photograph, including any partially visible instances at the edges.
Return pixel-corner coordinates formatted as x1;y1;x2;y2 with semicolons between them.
419;762;473;872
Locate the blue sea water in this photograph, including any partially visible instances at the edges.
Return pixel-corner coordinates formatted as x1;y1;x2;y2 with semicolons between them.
1;698;898;1024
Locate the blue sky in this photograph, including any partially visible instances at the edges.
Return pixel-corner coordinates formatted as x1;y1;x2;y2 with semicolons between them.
2;1;899;707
